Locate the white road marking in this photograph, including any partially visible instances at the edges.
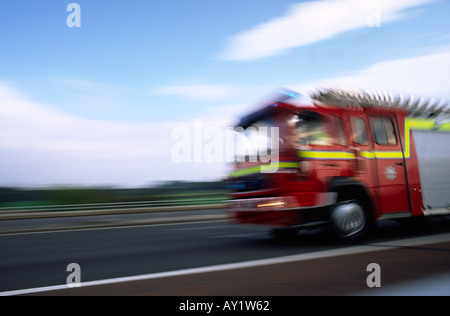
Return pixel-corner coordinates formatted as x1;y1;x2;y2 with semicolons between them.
2;232;450;296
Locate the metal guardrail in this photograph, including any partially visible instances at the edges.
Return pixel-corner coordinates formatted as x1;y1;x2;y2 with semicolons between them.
0;198;227;212
0;198;229;220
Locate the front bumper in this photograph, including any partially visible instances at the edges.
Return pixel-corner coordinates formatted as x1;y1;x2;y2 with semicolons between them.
229;196;331;228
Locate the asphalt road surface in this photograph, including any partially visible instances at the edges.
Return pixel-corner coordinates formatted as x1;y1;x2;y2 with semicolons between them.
1;215;449;296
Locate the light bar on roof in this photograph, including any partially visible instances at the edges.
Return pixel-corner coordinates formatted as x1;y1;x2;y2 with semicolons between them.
310;87;450;119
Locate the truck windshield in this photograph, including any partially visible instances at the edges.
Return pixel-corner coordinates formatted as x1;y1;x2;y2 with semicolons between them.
291;111;347;148
233;110;348;162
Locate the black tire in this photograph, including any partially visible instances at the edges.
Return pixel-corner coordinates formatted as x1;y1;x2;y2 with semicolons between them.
330;199;368;241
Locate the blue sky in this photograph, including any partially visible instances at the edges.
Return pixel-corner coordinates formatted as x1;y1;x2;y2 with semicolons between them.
1;0;450;187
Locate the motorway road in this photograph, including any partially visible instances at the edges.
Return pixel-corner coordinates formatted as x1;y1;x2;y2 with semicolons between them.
1;215;450;296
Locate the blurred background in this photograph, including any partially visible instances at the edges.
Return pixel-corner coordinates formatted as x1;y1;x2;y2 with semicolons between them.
1;0;450;189
1;0;450;296
0;181;226;211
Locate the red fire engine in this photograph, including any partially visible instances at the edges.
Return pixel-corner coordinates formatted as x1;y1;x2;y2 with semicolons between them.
228;88;450;240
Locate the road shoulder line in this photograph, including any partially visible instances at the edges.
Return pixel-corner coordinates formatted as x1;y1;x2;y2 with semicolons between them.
2;232;450;296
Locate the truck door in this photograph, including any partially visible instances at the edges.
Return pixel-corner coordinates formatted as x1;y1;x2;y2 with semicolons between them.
369;116;410;215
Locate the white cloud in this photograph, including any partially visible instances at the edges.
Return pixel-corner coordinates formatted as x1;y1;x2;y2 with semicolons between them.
292;48;450;100
220;0;435;61
151;83;281;121
152;84;239;101
51;77;132;117
0;83;231;187
3;46;449;187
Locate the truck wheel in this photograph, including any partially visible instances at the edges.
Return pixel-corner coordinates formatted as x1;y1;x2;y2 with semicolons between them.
330;200;367;240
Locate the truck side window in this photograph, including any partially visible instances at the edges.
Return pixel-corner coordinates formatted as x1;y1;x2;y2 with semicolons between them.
351;116;369;145
372;117;397;145
332;116;348;146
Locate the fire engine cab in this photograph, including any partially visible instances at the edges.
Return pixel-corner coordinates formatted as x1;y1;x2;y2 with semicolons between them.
227;88;450;240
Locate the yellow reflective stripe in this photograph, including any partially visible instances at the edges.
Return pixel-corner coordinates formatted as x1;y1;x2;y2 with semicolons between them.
373;151;404;159
359;151;375;159
229;162;299;177
260;162;298;173
299;151;355;160
230;166;261;178
297;117;416;161
406;118;450;132
407;118;435;130
404;118;411;159
299;149;404;160
278;162;301;169
360;150;404;159
231;118;445;178
438;122;450;132
361;118;411;160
